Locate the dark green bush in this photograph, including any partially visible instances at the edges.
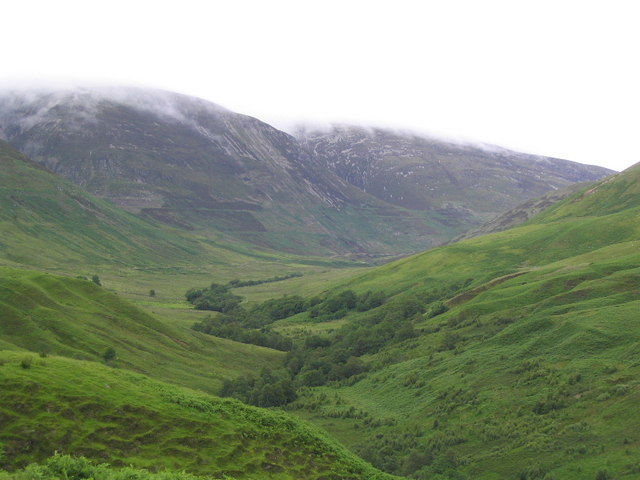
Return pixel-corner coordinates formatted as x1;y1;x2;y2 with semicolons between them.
102;347;117;363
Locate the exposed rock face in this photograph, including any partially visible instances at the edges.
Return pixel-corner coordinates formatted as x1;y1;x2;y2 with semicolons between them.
0;88;614;257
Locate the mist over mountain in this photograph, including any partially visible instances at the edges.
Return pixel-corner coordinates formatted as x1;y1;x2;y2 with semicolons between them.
0;87;613;257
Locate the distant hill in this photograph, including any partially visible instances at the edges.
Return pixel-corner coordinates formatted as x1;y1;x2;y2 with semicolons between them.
296;124;613;223
449;181;588;242
0;88;613;257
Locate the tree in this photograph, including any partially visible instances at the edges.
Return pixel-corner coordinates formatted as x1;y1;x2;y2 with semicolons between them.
91;275;102;286
102;347;117;363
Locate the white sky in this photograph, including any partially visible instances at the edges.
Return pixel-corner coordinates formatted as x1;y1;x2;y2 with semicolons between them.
1;0;638;171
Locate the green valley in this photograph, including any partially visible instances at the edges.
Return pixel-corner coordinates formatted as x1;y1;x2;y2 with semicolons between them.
1;86;638;480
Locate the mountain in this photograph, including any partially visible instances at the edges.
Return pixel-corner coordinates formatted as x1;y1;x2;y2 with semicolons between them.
253;164;640;479
0;88;612;258
295;124;612;223
0;88;457;257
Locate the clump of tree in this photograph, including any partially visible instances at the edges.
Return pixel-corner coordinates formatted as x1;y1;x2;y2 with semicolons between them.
185;283;242;313
307;290;387;322
228;273;302;288
102;347;117;364
248;295;307;327
283;294;424;389
221;368;297;407
186;281;387;323
192;314;293;351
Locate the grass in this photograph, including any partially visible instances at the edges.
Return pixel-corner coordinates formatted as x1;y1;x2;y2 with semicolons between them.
0;454;216;480
0;352;397;480
0;267;284;393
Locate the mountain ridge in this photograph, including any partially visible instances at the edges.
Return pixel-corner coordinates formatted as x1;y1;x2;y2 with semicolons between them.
295;123;612;219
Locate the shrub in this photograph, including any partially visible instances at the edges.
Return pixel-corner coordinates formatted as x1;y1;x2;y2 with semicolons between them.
427;301;449;318
439;332;460;351
20;356;33;369
186;283;242;313
102;347;117;363
91;275;101;286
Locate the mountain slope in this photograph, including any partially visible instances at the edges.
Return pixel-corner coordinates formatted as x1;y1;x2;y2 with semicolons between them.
450;182;588;242
296;124;612;223
273;164;640;479
0;137;370;308
0;266;283;393
0;88;461;256
0;352;396;480
0;88;612;257
0;139;212;269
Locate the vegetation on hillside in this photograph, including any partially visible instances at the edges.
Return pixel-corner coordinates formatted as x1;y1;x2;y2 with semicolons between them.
0;267;283;393
188;285;389;354
0;455;216;480
267;165;640;479
0;352;396;480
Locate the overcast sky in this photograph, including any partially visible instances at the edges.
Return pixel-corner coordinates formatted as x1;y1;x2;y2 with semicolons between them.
2;0;638;171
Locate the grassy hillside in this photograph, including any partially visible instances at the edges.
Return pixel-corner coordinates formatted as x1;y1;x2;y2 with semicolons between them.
253;165;640;479
0;139;206;269
0;352;396;480
0;137;370;311
0;267;284;393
